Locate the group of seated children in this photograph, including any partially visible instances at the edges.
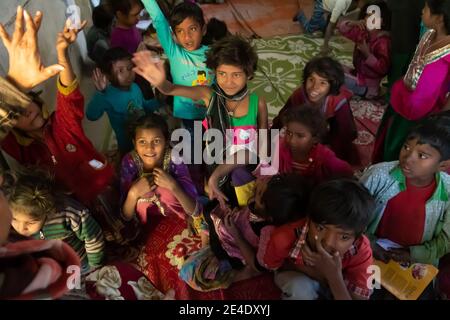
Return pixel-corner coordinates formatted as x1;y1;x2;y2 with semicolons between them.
1;0;450;300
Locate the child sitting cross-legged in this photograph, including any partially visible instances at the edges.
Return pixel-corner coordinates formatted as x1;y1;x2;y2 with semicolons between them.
264;179;375;300
361;115;450;270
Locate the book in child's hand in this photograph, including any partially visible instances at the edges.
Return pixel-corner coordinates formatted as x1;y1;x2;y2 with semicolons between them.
373;259;438;300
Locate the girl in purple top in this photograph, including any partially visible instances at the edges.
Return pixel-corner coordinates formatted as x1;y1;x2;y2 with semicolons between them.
120;113;206;240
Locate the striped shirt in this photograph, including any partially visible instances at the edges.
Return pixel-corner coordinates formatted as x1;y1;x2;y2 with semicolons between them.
32;196;105;271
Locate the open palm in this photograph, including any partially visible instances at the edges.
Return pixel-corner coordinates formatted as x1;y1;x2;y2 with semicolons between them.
132;50;166;87
0;7;63;91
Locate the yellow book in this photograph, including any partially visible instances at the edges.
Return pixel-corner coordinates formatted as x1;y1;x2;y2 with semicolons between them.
373;259;439;300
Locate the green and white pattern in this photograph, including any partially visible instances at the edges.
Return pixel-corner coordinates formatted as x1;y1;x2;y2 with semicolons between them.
249;34;354;118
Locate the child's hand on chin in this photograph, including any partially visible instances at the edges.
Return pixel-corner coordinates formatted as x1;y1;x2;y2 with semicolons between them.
313;236;342;281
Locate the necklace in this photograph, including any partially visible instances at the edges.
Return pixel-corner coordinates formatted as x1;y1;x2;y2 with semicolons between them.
226;98;244;117
426;34;450;54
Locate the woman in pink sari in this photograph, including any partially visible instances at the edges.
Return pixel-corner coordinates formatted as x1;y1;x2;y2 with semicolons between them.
373;0;450;162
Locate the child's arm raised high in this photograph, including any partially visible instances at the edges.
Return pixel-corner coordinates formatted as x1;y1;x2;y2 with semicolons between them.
132;50;212;106
141;0;178;58
56;19;87;87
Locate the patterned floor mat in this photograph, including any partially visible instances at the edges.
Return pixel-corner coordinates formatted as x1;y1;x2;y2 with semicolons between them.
107;215;281;300
249;34;355;117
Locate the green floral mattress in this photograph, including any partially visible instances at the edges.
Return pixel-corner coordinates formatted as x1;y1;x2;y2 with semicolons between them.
249;34;354;118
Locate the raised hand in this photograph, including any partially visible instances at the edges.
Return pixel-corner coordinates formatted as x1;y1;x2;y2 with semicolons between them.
56;18;87;54
132;50;166;87
0;6;64;92
92;68;108;92
56;18;87;87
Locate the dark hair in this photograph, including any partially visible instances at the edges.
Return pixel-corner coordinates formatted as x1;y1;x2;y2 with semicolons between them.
359;0;391;31
92;4;114;30
282;105;328;142
202;18;230;45
107;0;143;16
127;111;170;142
98;47;132;76
308;179;375;237
262;174;311;226
2;167;59;221
405;114;450;161
426;0;450;34
303;57;344;95
205;35;258;77
169;2;205;30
